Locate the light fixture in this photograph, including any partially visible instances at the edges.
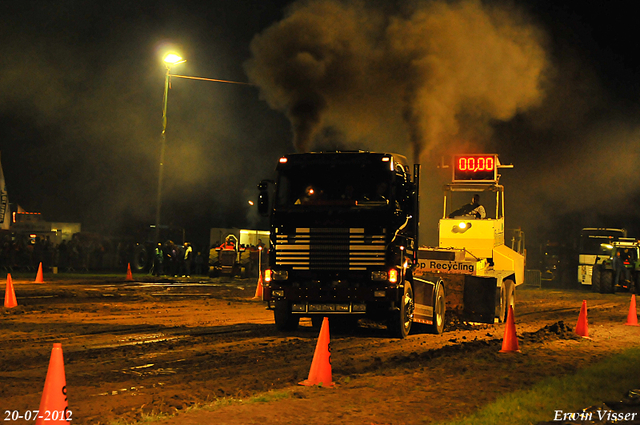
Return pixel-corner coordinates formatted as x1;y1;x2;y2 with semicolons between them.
452;222;472;233
163;53;185;65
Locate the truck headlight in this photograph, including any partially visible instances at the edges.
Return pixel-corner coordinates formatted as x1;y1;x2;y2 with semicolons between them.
372;270;398;283
371;271;388;281
271;270;288;281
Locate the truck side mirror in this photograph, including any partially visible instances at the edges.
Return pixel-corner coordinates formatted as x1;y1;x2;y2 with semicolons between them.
258;181;270;217
405;182;416;211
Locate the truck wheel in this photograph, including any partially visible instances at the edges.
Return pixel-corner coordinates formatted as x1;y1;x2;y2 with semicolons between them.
132;245;149;272
634;273;640;295
388;281;414;338
427;283;445;334
601;270;615;294
504;279;516;319
274;300;300;331
592;264;601;293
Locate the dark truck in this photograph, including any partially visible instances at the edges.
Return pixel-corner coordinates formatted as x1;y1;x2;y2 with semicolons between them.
257;151;434;337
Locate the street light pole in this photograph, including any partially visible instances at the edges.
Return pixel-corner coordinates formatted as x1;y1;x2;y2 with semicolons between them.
155;54;185;244
153;54;248;244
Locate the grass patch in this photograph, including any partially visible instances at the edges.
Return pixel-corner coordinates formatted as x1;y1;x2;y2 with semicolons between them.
439;346;640;425
248;390;292;403
108;410;170;425
109;391;294;424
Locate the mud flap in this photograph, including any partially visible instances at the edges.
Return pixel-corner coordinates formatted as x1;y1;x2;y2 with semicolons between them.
463;275;497;323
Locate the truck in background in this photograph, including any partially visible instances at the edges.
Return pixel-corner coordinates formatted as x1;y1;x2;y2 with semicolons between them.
258;152;524;337
539;241;576;287
591;237;639;294
578;227;627;288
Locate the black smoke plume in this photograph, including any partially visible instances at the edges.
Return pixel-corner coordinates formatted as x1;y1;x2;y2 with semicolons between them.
245;0;548;162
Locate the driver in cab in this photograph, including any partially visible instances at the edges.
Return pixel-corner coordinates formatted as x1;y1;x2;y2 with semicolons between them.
449;194;486;219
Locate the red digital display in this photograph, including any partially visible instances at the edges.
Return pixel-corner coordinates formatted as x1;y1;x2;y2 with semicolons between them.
453;154;497;182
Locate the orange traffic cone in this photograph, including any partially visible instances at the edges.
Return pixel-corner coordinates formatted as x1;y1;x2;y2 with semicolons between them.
576;300;589;338
126;263;133;281
36;343;69;424
35;262;44;283
499;305;521;353
299;317;335;387
4;273;17;308
625;294;639;326
252;274;263;300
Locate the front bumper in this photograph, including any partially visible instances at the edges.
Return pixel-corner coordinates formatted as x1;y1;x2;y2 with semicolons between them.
264;280;400;314
266;300;368;314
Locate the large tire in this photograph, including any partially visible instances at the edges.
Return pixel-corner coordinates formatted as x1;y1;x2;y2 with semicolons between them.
634;273;640;295
388;281;414;338
601;270;615;294
592;264;601;293
427;283;446;334
274;300;299;331
132;245;149;272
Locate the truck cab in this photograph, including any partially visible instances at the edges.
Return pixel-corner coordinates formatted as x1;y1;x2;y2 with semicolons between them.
258;151;421;337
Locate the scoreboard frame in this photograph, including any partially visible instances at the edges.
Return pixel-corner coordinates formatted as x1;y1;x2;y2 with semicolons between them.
452;154;498;183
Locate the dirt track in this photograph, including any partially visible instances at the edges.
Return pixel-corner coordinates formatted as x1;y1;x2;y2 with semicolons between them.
1;275;639;424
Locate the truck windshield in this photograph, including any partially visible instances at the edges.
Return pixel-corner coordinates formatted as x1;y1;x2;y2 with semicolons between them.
276;162;394;209
578;231;626;255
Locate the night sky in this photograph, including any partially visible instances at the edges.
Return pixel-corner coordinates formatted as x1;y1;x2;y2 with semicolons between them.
1;0;640;258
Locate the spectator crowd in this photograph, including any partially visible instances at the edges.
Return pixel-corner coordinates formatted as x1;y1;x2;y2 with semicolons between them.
0;232;207;275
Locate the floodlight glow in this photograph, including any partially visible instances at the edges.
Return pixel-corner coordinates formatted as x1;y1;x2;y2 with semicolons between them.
163;54;185;65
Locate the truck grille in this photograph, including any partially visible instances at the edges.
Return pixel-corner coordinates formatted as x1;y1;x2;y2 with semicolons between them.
275;228;386;270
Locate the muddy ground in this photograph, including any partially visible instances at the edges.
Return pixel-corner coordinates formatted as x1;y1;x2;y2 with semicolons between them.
1;275;639;424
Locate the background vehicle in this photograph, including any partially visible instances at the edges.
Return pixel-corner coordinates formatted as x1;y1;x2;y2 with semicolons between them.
578;227;626;288
209;234;245;277
209;228;269;277
540;241;576;287
258;152;524;337
131;225;185;273
591;238;639;294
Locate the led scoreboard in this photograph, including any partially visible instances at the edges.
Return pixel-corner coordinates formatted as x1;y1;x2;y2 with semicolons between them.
452;154;498;183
